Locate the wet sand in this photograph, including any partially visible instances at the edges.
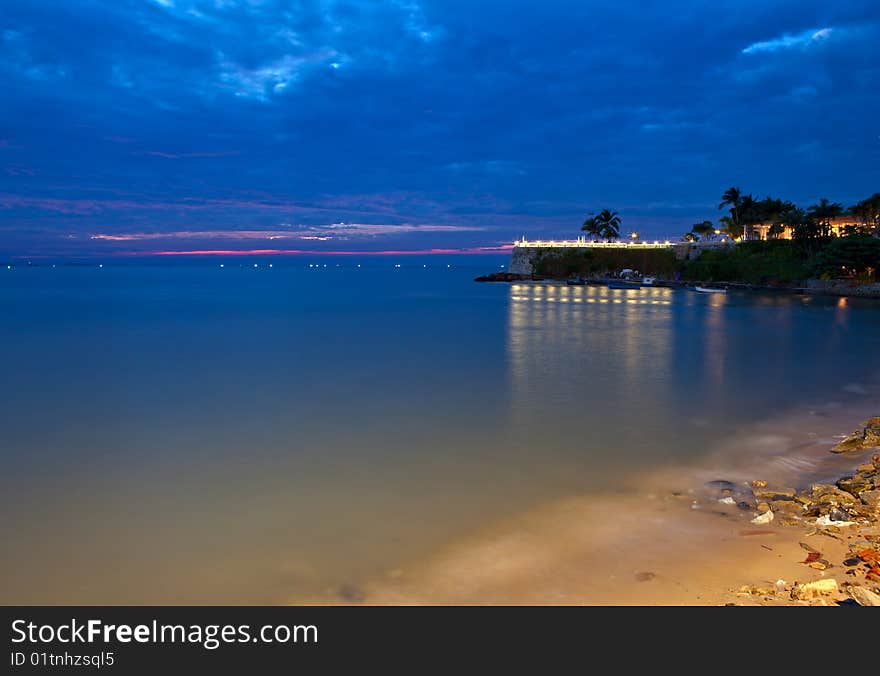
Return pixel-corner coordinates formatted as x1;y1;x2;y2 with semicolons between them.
298;403;880;606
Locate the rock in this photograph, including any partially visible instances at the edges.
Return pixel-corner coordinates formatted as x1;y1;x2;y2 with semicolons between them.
737;584;776;596
848;586;880;606
754;487;796;501
828;507;853;522
833;434;866;453
751;510;774;525
859;489;880;514
474;271;541;282
873;453;880;469
791;578;839;600
770;500;805;516
751;479;768;488
815;514;857;527
809;484;857;506
837;475;873;497
864;417;880;446
832;417;880;453
702;480;755;509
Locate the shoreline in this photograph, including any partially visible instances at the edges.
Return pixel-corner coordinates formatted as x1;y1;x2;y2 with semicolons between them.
475;273;880;300
298;401;880;606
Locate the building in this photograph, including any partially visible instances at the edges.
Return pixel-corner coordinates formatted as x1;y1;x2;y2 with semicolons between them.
745;216;873;240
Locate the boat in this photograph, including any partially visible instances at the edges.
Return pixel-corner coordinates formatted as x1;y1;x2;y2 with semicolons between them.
566;277;586;286
606;280;642;290
694;286;727;294
642;276;657;286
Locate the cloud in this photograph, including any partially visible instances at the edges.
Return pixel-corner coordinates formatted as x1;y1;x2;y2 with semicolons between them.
443;160;526;176
742;27;833;55
141;150;240;159
1;1;879;257
216;51;340;100
88;224;486;242
145;245;512;256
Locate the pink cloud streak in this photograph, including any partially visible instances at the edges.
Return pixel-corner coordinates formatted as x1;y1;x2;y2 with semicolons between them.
141;150;241;159
141;245;513;256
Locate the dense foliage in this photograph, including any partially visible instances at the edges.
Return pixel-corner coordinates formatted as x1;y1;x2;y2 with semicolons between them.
811;236;880;281
682;237;880;284
681;240;812;284
533;248;681;278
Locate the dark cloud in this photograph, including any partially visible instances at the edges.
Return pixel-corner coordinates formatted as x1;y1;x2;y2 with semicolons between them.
1;0;878;256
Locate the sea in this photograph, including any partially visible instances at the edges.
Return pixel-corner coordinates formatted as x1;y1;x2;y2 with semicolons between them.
2;256;879;603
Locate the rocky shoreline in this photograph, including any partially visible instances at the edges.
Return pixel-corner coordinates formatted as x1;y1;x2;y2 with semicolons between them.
300;410;880;607
705;417;880;606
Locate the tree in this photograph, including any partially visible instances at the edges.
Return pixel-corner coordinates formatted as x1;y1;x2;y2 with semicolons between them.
718;215;741;240
683;232;699;242
691;220;714;241
850;193;880;232
767;223;786;239
719;186;743;227
581;214;602;239
738;193;759;238
582;209;621;240
807;198;844;236
812;236;880;281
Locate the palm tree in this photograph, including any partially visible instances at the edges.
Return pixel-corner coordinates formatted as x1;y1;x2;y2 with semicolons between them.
807;198;844;236
583;209;621;240
738;193;759;239
719;186;743;236
851;193;880;231
595;209;621;240
581;214;601;239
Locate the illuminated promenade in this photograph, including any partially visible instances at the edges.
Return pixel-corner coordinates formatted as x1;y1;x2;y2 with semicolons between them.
513;236;675;249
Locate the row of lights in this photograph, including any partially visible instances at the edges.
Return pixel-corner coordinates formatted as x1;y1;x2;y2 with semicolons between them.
511;295;672;305
5;263;454;269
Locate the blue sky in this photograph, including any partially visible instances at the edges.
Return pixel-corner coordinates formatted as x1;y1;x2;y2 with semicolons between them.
1;0;878;257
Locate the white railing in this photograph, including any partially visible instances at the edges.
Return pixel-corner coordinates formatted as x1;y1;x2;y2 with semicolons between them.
514;237;675;249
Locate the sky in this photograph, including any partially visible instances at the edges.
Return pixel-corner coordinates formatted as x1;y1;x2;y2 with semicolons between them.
1;0;879;258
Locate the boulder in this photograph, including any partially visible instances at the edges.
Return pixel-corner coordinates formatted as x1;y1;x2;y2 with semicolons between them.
769;500;805;517
848;586;880;606
864;417;880;446
860;489;880;515
833;434;866;453
809;484;857;506
832;417;880;453
837;475;873;498
791;578;839;600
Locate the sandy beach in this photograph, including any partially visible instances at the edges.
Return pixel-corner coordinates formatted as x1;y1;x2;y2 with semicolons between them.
300;403;880;606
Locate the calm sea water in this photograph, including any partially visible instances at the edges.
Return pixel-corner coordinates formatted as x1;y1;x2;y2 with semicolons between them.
2;260;879;603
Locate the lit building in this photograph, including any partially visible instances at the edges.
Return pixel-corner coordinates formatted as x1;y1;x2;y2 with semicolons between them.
745;216;872;240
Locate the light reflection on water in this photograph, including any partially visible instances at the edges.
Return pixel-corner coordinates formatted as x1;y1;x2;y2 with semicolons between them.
1;268;878;603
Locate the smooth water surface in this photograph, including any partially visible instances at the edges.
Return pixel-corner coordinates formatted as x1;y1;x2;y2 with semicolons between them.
2;262;878;603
